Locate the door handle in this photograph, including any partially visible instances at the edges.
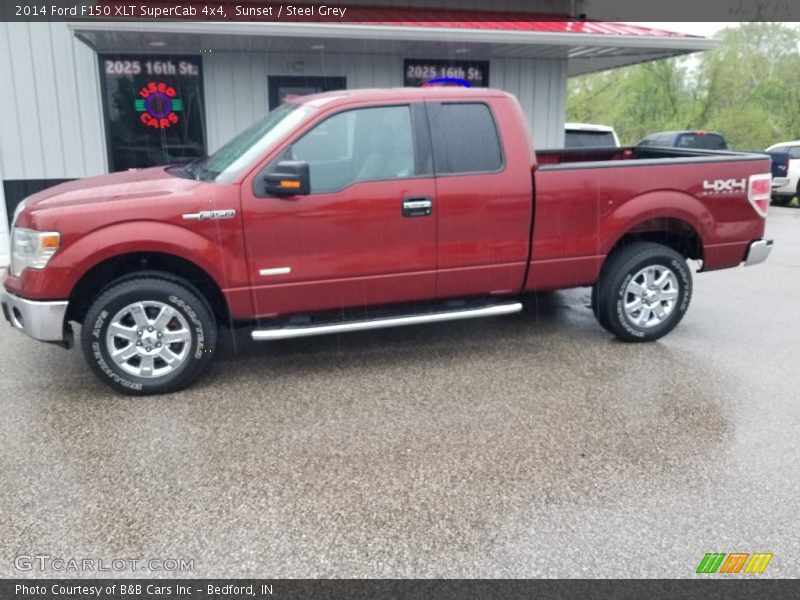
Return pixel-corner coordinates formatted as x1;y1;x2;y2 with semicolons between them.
402;197;432;217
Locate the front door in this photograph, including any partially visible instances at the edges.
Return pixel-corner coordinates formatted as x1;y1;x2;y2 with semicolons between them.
268;75;347;110
242;103;437;318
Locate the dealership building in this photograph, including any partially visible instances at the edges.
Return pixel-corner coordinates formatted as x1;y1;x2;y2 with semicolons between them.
0;1;717;265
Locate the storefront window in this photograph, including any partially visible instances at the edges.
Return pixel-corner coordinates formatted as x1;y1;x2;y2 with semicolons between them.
99;55;206;171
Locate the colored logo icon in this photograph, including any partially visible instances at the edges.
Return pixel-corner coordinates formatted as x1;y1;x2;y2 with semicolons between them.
134;81;184;129
696;552;773;574
422;77;472;87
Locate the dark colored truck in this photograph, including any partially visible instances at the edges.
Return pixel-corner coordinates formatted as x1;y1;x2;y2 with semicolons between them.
637;129;790;190
2;88;774;395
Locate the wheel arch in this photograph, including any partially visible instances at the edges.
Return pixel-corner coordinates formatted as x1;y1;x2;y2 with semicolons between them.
66;251;230;327
605;216;705;265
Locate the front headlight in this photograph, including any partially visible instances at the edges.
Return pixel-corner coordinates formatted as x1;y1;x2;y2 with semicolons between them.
10;228;61;277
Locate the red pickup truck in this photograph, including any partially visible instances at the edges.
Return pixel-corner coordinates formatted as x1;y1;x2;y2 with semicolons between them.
2;88;773;395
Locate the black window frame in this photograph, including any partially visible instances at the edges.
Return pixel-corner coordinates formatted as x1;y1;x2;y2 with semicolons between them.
426;101;506;177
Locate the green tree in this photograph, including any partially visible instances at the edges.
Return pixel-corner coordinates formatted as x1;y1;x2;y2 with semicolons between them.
567;22;800;149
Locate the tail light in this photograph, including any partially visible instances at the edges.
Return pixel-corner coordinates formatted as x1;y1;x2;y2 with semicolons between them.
748;173;771;218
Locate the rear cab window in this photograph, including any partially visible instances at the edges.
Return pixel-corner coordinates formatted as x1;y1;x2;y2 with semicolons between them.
427;102;504;175
565;130;617;148
676;133;727;150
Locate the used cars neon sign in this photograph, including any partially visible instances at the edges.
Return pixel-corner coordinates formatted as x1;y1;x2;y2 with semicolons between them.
134;82;184;129
422;77;471;87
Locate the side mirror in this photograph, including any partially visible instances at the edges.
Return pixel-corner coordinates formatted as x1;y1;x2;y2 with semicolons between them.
264;161;310;196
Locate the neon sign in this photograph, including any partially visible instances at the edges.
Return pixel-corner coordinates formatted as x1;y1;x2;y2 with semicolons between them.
404;59;489;88
134;81;184;129
422;77;472;87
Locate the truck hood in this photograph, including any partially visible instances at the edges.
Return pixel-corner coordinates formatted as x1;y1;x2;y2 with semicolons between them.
22;166;203;213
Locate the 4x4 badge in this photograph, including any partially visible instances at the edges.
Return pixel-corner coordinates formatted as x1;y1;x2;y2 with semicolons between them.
702;178;746;192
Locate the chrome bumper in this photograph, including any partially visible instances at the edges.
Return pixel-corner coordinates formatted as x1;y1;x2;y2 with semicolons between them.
772;177;790;189
744;239;773;266
1;290;70;344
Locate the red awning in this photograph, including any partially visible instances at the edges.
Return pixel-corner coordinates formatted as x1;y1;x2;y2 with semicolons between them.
91;2;693;38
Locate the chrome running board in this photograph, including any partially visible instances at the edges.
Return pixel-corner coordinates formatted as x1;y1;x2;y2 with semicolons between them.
251;301;522;341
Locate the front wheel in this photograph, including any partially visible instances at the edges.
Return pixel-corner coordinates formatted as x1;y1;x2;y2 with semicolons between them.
771;195;791;206
81;277;217;395
594;242;692;342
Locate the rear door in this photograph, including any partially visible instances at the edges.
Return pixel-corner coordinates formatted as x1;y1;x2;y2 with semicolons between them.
426;99;533;299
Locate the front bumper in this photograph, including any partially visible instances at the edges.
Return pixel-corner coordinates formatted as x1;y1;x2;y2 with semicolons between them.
1;289;71;345
744;239;773;266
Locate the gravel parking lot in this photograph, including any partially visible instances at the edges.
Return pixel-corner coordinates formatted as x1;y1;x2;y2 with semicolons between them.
1;207;799;579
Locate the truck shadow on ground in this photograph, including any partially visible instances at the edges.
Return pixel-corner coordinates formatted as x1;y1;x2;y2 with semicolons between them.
213;290;581;362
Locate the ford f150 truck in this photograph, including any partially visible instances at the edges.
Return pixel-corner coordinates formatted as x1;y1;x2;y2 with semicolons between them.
2;88;774;395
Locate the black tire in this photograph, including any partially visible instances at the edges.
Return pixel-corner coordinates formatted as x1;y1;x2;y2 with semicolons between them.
81;277;217;395
590;284;612;333
771;195;791;206
594;242;692;342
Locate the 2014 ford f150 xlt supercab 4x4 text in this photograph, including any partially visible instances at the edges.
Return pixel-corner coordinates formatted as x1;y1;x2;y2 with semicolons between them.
2;88;774;395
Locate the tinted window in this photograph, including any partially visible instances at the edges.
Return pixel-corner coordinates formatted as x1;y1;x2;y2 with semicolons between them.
656;134;674;146
432;103;503;174
565;130;617;148
282;105;415;193
788;146;800;159
676;133;727;150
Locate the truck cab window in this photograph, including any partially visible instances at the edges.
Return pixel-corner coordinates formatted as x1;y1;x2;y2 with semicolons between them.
430;102;503;174
284;105;415;193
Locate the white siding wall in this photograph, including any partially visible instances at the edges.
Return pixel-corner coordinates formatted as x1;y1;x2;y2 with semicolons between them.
204;52;567;152
0;23;107;180
0;20;569;176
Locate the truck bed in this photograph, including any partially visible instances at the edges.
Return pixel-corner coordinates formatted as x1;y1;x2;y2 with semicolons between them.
536;145;768;167
527;146;772;292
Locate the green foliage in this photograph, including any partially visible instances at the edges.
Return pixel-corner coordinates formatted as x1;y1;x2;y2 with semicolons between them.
567;23;800;148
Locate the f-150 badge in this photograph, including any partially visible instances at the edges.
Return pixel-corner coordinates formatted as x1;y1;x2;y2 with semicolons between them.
182;209;236;221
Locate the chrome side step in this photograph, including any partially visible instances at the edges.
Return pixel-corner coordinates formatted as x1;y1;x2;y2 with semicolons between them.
251;301;522;341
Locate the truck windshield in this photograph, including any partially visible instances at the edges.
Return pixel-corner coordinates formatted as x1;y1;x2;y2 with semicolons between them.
676;133;727;150
178;103;313;183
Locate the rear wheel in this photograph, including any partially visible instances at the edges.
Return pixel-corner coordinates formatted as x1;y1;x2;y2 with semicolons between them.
771;194;791;206
594;242;692;342
81;277;217;395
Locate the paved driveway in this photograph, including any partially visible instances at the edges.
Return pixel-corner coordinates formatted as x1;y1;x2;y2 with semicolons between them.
1;207;798;578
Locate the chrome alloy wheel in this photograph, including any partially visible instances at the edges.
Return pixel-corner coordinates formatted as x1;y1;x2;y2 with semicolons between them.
623;264;680;329
105;301;192;378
